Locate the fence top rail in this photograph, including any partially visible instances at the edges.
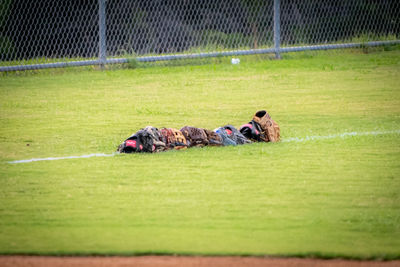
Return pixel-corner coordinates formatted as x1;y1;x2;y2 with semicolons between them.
1;40;399;72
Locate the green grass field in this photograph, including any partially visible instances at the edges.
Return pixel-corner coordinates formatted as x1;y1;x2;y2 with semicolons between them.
0;48;399;259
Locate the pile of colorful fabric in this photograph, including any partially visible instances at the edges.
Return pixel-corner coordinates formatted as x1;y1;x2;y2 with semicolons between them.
117;110;280;153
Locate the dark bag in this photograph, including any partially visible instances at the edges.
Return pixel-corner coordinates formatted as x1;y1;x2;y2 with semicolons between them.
117;132;144;153
240;120;267;142
214;126;237;146
223;125;252;145
142;126;167;152
117;126;166;153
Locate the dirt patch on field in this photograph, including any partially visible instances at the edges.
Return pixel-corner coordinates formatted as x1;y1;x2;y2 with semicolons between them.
0;256;399;267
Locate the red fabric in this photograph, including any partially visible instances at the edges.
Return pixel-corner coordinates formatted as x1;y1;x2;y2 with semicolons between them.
126;140;137;148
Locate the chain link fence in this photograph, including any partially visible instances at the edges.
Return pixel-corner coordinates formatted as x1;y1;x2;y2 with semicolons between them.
1;0;399;71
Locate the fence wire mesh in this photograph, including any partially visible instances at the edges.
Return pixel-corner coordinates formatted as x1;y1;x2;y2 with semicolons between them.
1;0;99;64
280;0;399;46
0;0;399;71
106;0;273;57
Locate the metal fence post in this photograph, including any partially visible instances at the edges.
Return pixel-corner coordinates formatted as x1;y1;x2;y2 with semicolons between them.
274;0;281;59
99;0;107;68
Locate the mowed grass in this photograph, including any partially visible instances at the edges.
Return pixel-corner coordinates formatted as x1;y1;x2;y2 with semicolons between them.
0;48;399;259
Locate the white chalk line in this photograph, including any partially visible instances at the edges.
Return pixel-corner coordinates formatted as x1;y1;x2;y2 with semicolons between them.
282;129;400;143
8;153;118;164
7;129;400;164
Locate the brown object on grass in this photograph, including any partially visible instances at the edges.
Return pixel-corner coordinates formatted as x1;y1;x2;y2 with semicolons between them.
180;126;209;147
160;128;188;150
252;110;281;142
